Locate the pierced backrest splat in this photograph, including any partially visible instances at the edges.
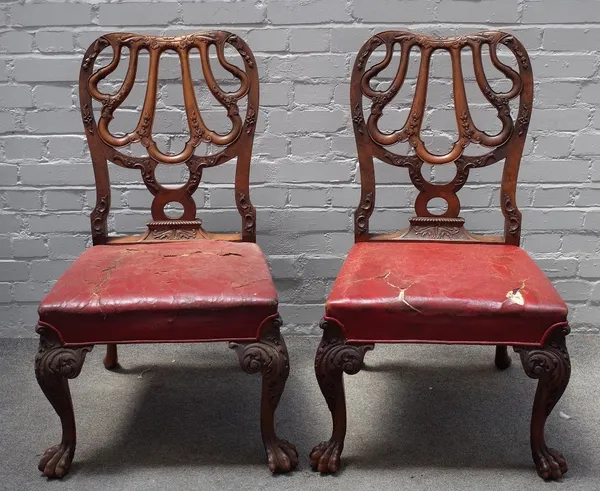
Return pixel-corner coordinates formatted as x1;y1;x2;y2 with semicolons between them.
79;32;259;244
350;31;533;245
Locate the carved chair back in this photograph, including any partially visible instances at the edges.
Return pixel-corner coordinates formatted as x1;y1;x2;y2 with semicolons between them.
79;32;259;244
350;31;533;245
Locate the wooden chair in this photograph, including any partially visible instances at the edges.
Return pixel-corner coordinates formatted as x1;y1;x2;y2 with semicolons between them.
310;31;571;481
35;32;298;478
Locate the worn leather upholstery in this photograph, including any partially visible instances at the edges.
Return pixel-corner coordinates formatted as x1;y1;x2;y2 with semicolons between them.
38;240;278;346
325;242;568;346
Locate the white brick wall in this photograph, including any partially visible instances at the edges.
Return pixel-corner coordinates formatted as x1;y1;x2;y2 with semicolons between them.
0;0;599;336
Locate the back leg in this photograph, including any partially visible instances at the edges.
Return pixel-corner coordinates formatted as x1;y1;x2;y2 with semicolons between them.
495;345;511;370
103;344;119;370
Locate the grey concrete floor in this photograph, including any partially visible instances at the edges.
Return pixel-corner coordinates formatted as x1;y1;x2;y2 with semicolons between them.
1;336;599;491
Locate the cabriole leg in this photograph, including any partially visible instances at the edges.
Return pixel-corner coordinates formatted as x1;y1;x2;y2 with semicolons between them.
229;316;298;473
515;326;571;480
310;320;373;473
35;326;92;478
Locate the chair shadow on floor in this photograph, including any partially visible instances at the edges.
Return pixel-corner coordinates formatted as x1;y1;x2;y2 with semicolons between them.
69;346;312;477
339;349;577;473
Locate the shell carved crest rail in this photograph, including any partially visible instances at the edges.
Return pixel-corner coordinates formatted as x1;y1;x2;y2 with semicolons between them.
350;31;533;245
79;32;259;243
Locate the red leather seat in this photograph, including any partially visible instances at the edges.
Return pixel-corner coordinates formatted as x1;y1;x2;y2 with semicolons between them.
326;242;568;346
38;240;278;346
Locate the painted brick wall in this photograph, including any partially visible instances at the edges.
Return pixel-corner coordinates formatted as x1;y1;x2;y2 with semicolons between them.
0;0;599;337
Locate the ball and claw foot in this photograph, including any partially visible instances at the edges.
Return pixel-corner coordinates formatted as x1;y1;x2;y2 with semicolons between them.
38;443;75;479
265;439;299;473
310;439;343;473
534;446;568;480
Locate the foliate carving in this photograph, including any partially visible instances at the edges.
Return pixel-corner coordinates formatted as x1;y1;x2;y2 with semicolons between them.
406;160;425;191
90;194;109;239
184;162;203;195
81;37;109;71
503;36;529;70
352;103;365;134
355;191;373;235
400;216;476;242
150;229;197;240
372;90;395;114
245;106;257;135
453;152;501;192
483;85;510;110
121;33;212;51
453;161;473;191
229;316;288;408
315;320;373;411
132;161;160;194
35;326;92;478
356;36;383;71
405;110;420;139
138;111;152;147
35;327;92;381
81;104;94;134
214;88;239;111
203;151;230;168
517;104;530;137
237;192;256;234
111;155;161;195
87;31;252;166
228;35;254;68
460;111;477;146
516;328;571;413
393;31;493;50
515;326;570;480
351;30;533;246
190;110;206;143
144;220;208;241
100;99;116;120
503;193;520;236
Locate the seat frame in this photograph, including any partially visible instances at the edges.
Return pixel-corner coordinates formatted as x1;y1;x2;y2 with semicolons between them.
35;32;297;478
310;31;571;480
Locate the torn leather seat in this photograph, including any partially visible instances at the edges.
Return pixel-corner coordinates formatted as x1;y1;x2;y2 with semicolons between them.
38;240;278;345
325;241;568;345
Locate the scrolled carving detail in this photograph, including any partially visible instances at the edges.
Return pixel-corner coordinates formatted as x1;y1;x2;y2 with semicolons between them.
150;229;197;240
190;110;206;143
517;104;531;137
356;36;383;71
483;86;510;110
237;192;256;233
315;320;373;411
35;326;92;382
245;106;257;135
352;103;365;134
132;161;160;194
503;192;520;236
400;216;476;242
81;104;94;134
515;326;571;418
82;37;109;71
90;194;109;239
144;220;208;241
503;36;529;70
229;316;288;408
355;191;373;235
228;35;254;68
